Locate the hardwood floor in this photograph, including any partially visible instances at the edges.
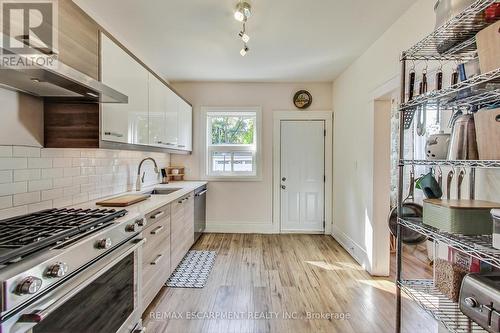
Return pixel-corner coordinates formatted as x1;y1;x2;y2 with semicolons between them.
143;234;439;333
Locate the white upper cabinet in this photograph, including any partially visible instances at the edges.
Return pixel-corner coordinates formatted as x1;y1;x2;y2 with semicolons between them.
148;73;167;146
164;88;179;148
100;33;192;152
177;99;192;152
101;34;149;145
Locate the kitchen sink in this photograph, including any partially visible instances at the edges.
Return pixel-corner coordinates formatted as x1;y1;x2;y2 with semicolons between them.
145;188;182;195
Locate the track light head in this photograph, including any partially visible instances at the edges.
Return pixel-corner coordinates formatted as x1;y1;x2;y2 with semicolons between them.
234;2;251;22
238;31;250;43
240;45;249;57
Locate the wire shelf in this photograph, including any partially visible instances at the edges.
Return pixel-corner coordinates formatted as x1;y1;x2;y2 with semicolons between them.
400;159;500;168
402;0;498;61
400;68;500;111
399;280;486;333
401;87;500;129
399;218;500;269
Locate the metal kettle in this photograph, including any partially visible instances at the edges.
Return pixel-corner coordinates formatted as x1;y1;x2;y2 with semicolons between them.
447;114;479;160
434;0;475;29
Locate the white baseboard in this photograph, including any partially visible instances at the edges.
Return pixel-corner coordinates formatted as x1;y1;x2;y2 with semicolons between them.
205;221;276;234
331;225;371;273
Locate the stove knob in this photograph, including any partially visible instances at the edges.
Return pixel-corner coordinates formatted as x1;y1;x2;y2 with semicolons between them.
464;297;478;308
125;223;138;232
136;218;147;227
96;238;112;249
46;262;68;278
16;277;43;295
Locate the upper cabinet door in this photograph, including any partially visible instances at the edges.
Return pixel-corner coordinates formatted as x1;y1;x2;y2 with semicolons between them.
177;99;192;152
101;34;149;145
164;89;179;148
148;73;167;146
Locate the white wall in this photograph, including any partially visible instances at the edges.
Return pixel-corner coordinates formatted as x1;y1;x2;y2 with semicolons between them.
170;82;332;233
331;0;436;275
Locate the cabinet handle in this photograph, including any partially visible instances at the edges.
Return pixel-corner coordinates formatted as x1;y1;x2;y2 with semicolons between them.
165;142;176;146
150;211;165;219
151;254;163;265
195;190;207;197
104;131;124;138
150;225;164;235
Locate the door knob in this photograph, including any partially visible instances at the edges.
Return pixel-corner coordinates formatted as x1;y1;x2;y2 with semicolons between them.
281;185;286;190
282;177;286;182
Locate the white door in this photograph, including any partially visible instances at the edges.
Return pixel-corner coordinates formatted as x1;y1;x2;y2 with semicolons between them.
280;120;325;233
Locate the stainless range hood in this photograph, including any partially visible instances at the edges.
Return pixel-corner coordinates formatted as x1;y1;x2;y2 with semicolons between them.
0;51;128;104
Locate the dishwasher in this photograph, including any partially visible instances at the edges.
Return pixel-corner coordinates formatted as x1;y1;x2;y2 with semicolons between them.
194;185;207;242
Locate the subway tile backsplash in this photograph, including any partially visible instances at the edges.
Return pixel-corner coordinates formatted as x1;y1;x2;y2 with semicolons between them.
0;146;170;220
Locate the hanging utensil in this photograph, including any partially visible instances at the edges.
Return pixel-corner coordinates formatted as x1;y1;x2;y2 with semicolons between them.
436;165;443;189
417;67;428;136
408;67;416;102
457;168;466;200
447;169;455;200
388;170;426;244
435;63;443;125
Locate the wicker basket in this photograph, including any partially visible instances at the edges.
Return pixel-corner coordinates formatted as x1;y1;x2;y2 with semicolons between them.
435;258;469;302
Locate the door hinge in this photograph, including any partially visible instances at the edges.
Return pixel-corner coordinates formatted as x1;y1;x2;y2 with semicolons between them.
324;175;326;182
324;129;326;137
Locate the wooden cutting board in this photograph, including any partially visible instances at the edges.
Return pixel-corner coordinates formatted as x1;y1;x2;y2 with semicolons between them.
474;107;500;160
96;194;150;207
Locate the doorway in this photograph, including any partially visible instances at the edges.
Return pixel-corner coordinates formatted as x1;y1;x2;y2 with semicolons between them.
272;111;333;234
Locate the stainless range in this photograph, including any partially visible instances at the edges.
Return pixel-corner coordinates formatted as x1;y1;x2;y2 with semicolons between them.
0;208;147;333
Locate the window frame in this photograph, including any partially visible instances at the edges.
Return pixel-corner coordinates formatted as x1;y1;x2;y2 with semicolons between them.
201;106;262;181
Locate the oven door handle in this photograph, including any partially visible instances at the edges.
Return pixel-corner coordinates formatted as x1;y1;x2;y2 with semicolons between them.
17;238;145;325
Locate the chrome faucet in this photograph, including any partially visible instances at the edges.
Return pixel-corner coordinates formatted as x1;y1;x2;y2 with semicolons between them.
136;157;160;191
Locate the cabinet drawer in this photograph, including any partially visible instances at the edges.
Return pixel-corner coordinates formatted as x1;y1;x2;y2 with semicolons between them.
170;192;195;269
143;218;170;270
142;204;171;309
146;204;171;225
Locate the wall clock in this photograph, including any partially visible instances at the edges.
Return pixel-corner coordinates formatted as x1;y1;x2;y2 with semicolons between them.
293;90;312;109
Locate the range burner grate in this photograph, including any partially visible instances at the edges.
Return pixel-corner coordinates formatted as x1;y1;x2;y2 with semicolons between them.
0;208;127;265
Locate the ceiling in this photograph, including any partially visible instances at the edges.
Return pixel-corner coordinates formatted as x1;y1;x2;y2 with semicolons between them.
74;0;415;82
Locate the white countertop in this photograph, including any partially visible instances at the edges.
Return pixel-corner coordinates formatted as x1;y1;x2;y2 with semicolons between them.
73;181;207;217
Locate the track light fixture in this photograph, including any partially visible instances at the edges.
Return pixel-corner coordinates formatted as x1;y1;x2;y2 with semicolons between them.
234;1;252;56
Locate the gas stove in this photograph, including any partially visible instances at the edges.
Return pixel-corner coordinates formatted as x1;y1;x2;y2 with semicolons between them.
0;208;127;267
0;207;147;333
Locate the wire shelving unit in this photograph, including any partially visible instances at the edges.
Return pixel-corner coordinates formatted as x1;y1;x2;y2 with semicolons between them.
395;1;500;332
